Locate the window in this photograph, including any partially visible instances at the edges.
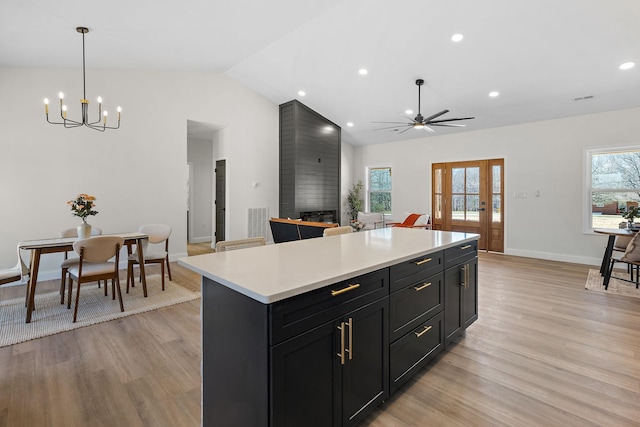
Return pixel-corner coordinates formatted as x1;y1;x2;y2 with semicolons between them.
369;167;392;214
588;148;640;229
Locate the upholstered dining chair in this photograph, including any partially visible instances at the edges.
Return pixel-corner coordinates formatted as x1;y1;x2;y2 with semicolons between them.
323;226;353;237
215;237;266;252
66;236;124;323
59;226;102;304
126;224;172;294
603;232;640;290
0;245;29;286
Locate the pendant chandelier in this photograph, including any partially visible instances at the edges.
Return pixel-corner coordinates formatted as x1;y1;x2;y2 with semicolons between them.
43;27;121;132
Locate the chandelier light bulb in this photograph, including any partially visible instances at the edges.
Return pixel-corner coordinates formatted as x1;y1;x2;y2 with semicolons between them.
62;105;67;111
44;98;49;105
103;111;108;117
58;92;65;99
97;96;102;103
117;106;122;113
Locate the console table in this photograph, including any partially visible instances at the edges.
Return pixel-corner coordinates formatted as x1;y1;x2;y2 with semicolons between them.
179;227;479;426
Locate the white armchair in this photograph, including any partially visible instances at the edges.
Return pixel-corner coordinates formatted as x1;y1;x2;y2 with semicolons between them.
357;212;384;231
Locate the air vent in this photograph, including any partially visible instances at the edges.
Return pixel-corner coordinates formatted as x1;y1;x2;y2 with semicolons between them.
574;95;594;101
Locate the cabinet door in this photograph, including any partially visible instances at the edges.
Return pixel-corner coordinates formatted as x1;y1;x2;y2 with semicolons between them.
341;298;389;427
444;263;463;345
462;257;478;329
271;320;341;427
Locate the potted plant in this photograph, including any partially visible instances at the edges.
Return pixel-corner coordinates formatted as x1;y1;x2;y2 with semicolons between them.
622;205;639;228
67;193;98;238
346;180;363;221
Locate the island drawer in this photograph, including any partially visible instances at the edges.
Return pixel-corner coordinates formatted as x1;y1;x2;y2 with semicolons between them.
270;268;389;345
444;241;478;269
389;272;443;343
390;250;443;293
390;311;444;393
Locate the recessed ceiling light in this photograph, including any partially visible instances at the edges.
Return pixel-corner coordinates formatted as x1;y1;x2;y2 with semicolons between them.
298;90;306;96
347;122;354;127
489;91;500;97
405;109;413;115
359;68;368;75
619;62;636;70
451;34;464;42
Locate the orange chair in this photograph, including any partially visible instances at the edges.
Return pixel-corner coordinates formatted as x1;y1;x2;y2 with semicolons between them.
387;213;431;229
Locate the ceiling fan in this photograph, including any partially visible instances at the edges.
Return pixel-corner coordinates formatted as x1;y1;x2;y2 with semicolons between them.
373;79;475;134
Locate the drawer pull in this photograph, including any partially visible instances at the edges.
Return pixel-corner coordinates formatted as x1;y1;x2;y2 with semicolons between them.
415;325;432;338
460;245;472;250
414;257;432;266
331;283;360;297
414;282;432;291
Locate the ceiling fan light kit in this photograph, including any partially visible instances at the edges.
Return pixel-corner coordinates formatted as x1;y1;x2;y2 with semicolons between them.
373;78;474;134
43;27;121;132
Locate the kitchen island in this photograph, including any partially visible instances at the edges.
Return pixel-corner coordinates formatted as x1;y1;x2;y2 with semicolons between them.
179;227;479;426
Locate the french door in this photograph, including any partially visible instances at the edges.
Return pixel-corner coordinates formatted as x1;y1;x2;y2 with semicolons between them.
432;159;504;252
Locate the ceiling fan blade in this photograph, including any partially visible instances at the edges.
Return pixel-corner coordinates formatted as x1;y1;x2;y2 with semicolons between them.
397;126;414;134
372;121;411;125
429;123;466;127
423;125;435;133
400;113;417;122
423;109;449;122
373;124;411;131
427;116;475;124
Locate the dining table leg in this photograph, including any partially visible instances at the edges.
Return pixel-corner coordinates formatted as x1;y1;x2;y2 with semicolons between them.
137;237;148;297
25;248;42;323
600;235;616;276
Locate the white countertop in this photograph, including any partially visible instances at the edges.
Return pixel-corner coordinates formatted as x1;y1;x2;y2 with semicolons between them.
178;227;479;304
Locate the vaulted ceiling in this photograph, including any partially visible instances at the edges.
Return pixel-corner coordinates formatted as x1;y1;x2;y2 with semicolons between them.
2;0;639;145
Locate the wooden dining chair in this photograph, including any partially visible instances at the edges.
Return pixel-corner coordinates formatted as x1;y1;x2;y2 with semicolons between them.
66;236;124;323
215;237;266;252
59;226;103;304
126;224;172;294
323;226;353;237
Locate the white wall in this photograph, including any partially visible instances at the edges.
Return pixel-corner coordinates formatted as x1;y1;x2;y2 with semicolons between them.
354;107;640;266
187;135;213;242
0;67;279;279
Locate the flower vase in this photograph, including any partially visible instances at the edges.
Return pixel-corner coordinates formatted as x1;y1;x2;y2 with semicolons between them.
77;220;92;239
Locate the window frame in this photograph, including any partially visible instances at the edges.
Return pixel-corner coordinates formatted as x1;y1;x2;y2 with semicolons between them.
585;145;640;232
368;167;392;215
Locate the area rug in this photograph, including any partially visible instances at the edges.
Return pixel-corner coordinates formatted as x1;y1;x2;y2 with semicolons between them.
0;275;200;347
585;268;640;298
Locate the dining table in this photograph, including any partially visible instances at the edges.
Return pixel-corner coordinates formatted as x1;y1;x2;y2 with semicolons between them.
18;231;149;323
593;228;638;276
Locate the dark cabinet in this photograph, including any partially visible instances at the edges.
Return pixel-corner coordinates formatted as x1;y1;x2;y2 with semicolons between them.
271;298;389;427
444;245;478;346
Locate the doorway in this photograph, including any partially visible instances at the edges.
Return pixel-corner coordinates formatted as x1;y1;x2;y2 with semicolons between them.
432;159;504;252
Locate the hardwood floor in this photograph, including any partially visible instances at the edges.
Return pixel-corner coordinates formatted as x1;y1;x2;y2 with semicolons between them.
0;253;639;426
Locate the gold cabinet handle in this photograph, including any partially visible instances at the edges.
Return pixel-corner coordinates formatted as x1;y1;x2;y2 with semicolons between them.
337;322;345;365
331;283;360;297
414;257;432;266
415;325;432;338
460;245;472;250
414;282;432;291
346;317;353;360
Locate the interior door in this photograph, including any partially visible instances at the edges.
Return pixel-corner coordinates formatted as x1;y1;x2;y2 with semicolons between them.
215;159;226;243
432;159;504;252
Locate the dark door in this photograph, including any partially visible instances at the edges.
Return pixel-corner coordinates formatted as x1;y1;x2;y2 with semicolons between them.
444;263;463;345
215;160;226;243
462;258;478;329
341;298;389;427
271;320;341;427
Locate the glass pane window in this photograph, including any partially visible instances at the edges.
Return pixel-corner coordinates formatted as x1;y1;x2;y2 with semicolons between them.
369;167;392;214
588;149;640;229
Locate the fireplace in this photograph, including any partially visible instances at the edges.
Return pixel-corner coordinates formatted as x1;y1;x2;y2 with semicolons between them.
300;210;336;223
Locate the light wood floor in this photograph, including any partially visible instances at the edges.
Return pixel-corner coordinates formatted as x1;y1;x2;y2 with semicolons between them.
0;253;639;426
